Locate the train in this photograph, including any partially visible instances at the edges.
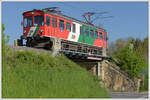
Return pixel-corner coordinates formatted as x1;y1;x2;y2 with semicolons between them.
17;8;108;56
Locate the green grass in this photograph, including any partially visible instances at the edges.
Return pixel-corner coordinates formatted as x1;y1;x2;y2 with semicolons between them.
140;63;148;92
2;48;109;98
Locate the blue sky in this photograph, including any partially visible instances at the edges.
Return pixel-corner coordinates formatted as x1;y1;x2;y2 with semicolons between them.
2;1;148;45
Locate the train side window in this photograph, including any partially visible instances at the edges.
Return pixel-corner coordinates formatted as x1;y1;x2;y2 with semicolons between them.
34;16;44;26
90;30;94;38
100;32;103;40
54;18;57;27
72;24;76;33
52;18;57;27
59;19;64;29
95;31;98;39
85;28;89;36
80;26;83;35
66;22;71;31
52;18;55;27
46;16;50;26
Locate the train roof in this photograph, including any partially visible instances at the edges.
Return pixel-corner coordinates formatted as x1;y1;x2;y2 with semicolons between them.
45;11;106;32
23;9;106;32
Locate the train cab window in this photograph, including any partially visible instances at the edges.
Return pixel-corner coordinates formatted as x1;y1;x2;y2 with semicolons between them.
46;16;50;26
24;16;32;27
90;30;94;38
66;22;71;31
85;28;89;36
54;18;57;27
100;32;103;40
59;19;64;29
95;31;98;39
34;16;44;26
80;26;83;34
72;24;76;33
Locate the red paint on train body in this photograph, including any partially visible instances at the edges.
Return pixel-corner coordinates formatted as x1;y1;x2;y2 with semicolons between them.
22;10;107;48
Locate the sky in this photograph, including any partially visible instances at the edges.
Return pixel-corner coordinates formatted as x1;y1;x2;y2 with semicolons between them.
2;1;148;45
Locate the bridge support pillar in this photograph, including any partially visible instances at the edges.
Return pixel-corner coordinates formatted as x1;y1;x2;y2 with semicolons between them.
100;60;106;80
52;37;61;56
97;62;100;79
102;47;107;56
100;47;107;80
93;64;97;76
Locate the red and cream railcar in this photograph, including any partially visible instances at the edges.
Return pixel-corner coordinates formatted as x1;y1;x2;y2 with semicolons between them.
20;8;108;55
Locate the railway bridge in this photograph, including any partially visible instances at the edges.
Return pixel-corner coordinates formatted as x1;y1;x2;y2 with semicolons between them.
14;38;141;92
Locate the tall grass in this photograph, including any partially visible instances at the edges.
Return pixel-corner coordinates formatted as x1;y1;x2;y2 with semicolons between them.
140;63;148;91
2;49;109;98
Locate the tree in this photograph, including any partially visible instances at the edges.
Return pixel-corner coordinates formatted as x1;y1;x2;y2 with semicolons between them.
114;43;145;78
2;24;10;55
2;24;9;47
109;36;148;90
133;37;148;63
143;37;148;62
127;37;135;43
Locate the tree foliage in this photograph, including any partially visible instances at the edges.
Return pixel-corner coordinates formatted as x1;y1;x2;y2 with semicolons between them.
2;24;9;47
108;36;148;78
134;37;148;63
2;24;10;65
114;43;146;78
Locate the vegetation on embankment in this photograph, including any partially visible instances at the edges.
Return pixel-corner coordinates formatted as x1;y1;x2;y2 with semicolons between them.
2;24;109;98
108;37;148;91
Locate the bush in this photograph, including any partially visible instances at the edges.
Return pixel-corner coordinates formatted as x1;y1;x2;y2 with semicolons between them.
114;44;145;78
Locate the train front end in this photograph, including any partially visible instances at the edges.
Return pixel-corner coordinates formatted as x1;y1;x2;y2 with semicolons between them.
17;10;47;46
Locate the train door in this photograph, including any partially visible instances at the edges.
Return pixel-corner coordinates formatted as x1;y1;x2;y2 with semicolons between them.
51;17;58;37
57;18;67;39
89;28;95;45
84;26;91;45
103;32;107;48
54;17;58;37
67;22;80;42
99;31;104;47
51;17;54;37
45;15;51;37
78;24;85;43
93;30;100;47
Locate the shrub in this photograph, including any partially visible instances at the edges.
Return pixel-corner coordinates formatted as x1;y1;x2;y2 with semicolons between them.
114;44;145;78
